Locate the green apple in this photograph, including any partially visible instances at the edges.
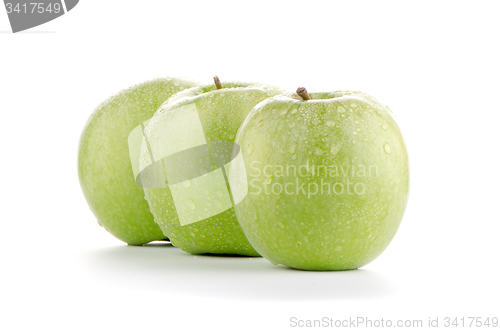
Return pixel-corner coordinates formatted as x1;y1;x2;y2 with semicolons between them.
233;88;409;270
78;77;198;245
139;78;284;256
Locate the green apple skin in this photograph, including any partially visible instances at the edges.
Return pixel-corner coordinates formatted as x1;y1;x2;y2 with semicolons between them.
142;82;285;256
78;77;198;245
234;91;409;270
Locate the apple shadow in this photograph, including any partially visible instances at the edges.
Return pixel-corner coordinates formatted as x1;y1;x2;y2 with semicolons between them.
83;245;397;301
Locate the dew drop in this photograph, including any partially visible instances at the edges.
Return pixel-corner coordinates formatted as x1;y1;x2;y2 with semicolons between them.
216;190;223;197
182;180;191;187
352;140;357;145
383;142;391;154
314;148;323;156
381;124;388;131
337;106;346;113
247;143;255;155
187;199;196;210
325;121;335;127
255;119;264;129
288;142;298;154
330;142;341;155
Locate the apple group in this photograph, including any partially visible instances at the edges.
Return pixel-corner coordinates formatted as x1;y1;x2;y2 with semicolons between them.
78;76;409;271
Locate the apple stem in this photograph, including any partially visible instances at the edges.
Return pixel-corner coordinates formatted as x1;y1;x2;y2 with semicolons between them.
296;87;311;101
214;76;223;90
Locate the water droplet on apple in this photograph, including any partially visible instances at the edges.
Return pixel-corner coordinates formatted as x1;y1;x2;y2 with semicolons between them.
325;121;335;127
247;143;255;155
381;124;388;131
352;140;357;145
353;131;358;135
187;199;196;210
183;180;191;187
383;142;391;153
291;154;297;160
216;190;223;197
330;142;342;155
288;142;298;154
255;119;264;129
337;106;346;113
314;148;323;156
200;167;208;177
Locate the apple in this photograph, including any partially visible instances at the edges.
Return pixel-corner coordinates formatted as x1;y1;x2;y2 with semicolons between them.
232;88;409;270
139;78;284;256
78;77;198;245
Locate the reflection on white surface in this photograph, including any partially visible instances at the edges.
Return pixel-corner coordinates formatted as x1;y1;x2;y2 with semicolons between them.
84;245;396;301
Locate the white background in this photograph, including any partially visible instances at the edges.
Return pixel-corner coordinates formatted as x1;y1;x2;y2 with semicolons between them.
1;1;499;330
